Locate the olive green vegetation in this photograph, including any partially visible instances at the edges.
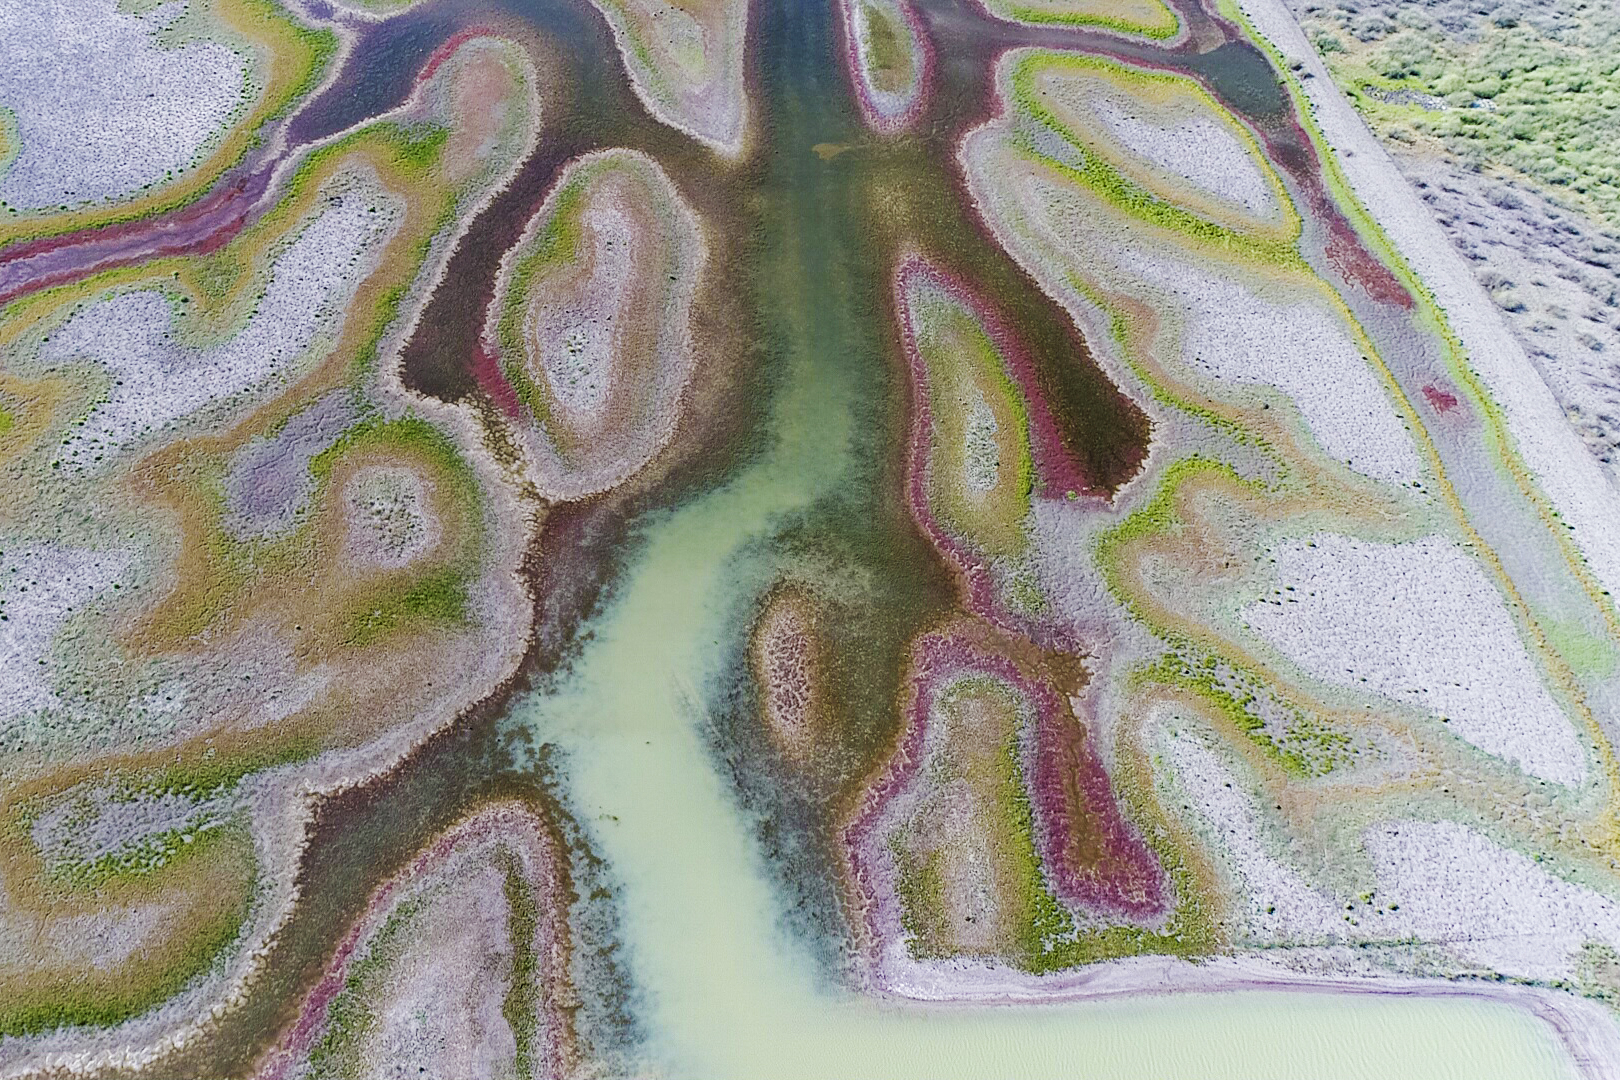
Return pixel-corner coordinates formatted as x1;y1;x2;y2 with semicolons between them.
1301;3;1620;228
9;735;318;893
492;157;628;425
988;0;1180;40
1096;458;1362;777
0;829;257;1037
306;894;428;1079
1138;654;1355;778
997;737;1216;971
48;820;235;892
340;567;471;647
1008;54;1301;263
309;414;483;648
502;854;544;1080
0;0;337;241
859;2;912;93
891;843;947;960
1094;456;1255;630
913;295;1035;559
892;718;1213;971
306;858;543;1079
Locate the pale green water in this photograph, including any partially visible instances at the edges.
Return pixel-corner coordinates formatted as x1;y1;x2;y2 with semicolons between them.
508;501;1579;1078
506;239;1582;1077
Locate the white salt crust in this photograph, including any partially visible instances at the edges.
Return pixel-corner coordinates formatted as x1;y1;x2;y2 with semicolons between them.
362;861;521;1077
41;179;401;470
846;0;925;128
491;149;703;501
1131;252;1425;486
1091;96;1281;223
1368;820;1620;982
1157;717;1345;943
342;465;438;569
528;201;631;420
0;37;544;1080
590;0;749;157
1242;533;1586;786
963;390;1001;493
0;545;130;729
0;0;249;211
961;91;1422;488
30;784;229;870
1235;0;1620;615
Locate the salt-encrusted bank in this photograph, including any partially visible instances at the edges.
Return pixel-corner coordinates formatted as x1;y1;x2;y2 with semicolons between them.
839;0;931;133
941;25;1620;1044
1243;534;1587;786
0;31;546;1077
484;148;705;500
588;0;750;157
0;0;248;212
41;175;401;472
1231;0;1620;619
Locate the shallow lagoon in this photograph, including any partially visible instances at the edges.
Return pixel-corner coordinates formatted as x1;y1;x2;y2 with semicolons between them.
504;301;1582;1074
508;516;1582;1078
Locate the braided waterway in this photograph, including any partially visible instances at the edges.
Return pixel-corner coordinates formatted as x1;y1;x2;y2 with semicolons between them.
49;0;1603;1071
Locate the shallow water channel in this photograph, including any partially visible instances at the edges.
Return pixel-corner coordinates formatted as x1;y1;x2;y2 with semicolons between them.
255;0;1603;1070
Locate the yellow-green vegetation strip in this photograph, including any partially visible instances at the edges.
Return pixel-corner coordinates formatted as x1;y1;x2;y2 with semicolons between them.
1219;0;1620;826
493;171;595;424
308;414;484;647
998;735;1214;970
0;828;258;1037
12;735;319;893
987;0;1180;40
859;3;913;93
1008;52;1301;261
1135;654;1353;778
0;0;338;247
914;297;1034;559
1094;457;1349;774
1064;272;1280;458
306;894;428;1080
501;853;543;1080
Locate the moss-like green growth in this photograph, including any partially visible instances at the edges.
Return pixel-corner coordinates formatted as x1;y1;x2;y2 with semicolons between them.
1095;456;1249;626
493;175;593;426
340;567;471;647
309;414;484;649
998;732;1215;971
10;736;316;894
501;854;542;1080
307;894;427;1079
138;735;323;803
50;819;233;892
985;0;1180;40
1008;53;1301;263
891;842;947;961
0;830;257;1037
0;0;338;248
859;2;913;93
1137;653;1354;778
907;284;1036;559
